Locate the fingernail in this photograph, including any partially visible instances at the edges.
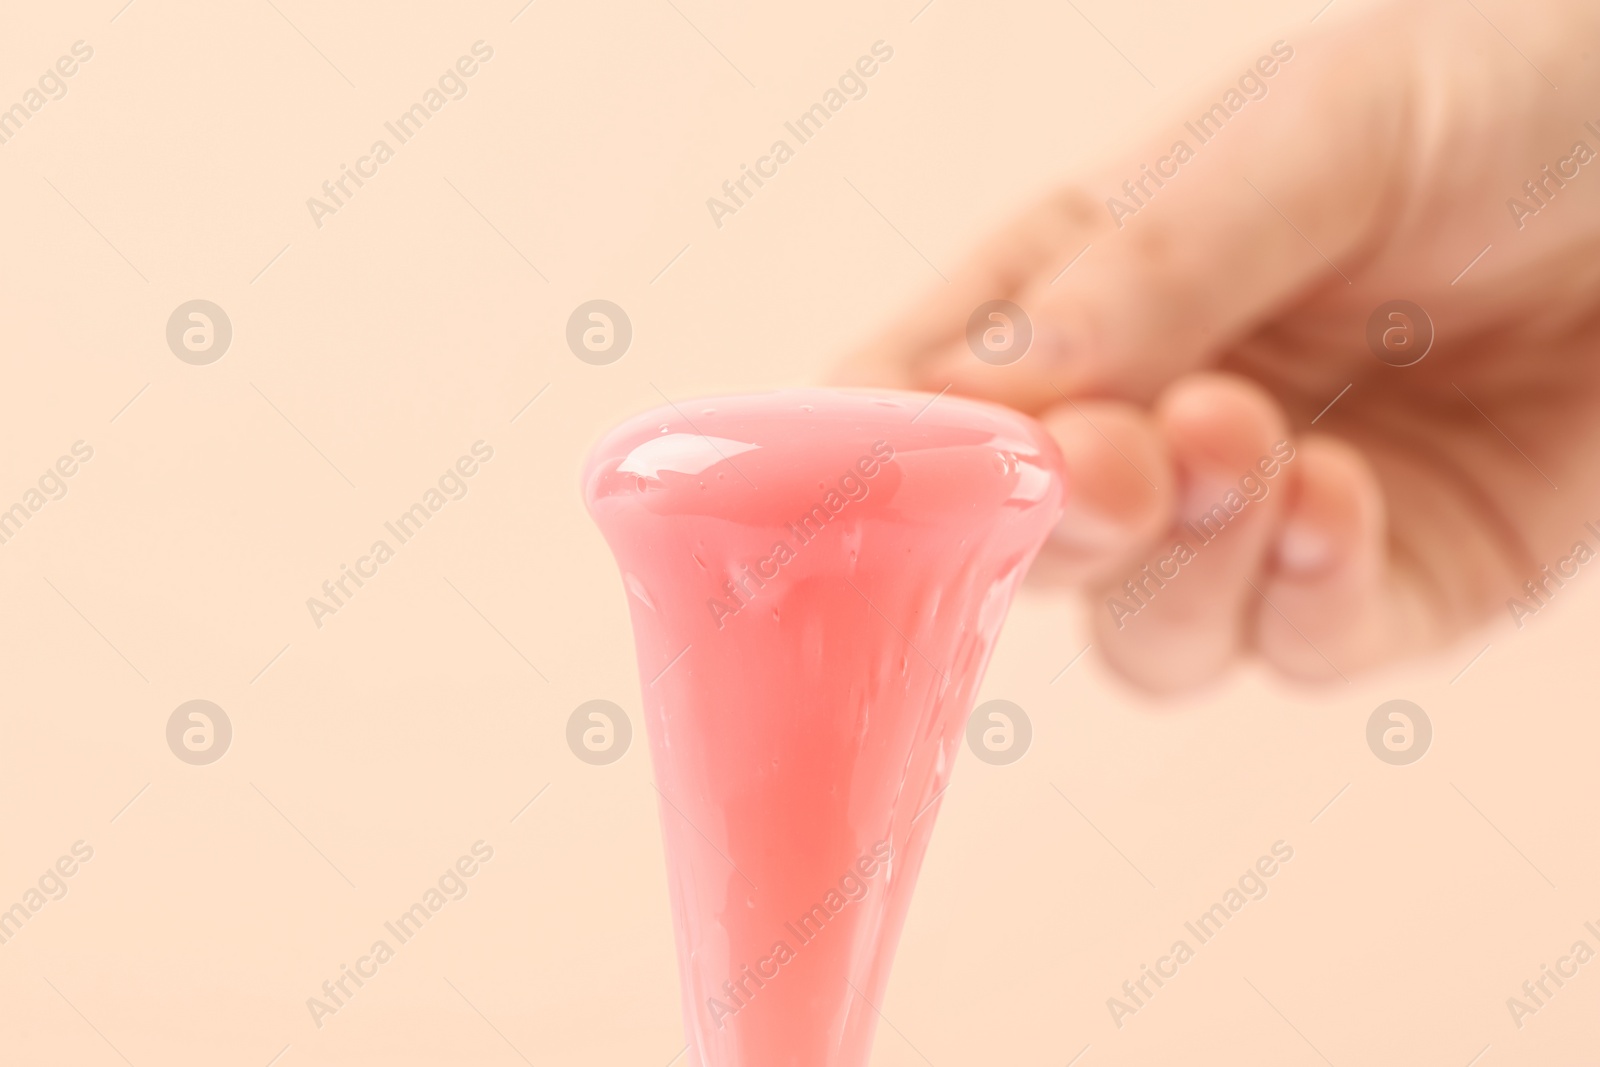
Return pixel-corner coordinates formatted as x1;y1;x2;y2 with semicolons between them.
1051;494;1126;553
1275;515;1336;578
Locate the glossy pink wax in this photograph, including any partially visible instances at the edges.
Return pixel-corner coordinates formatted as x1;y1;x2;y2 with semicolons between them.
583;389;1065;1066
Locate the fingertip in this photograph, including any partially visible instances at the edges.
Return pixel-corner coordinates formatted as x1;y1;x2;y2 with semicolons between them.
1255;436;1402;681
1156;373;1290;475
913;336;1069;414
1270;437;1384;584
1085;373;1296;693
1035;401;1173;580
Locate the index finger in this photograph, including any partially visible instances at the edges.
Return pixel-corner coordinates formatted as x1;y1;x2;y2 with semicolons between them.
828;189;1103;390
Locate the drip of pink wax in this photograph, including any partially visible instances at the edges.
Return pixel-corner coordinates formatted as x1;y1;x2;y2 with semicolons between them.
583;389;1065;1066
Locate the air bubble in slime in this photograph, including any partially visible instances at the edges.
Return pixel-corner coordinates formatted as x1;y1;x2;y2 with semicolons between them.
582;389;1065;1066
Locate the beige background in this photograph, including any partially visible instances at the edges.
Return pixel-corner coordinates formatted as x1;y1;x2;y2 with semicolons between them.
1;0;1595;1063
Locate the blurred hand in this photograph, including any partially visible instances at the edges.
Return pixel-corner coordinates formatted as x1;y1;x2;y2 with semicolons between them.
836;0;1600;692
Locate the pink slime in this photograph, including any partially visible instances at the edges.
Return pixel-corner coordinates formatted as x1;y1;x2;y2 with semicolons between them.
583;389;1065;1066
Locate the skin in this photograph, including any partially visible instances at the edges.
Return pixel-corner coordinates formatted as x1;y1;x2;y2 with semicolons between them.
835;0;1600;693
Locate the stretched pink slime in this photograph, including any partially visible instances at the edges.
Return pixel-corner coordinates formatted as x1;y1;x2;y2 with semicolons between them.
583;388;1065;1066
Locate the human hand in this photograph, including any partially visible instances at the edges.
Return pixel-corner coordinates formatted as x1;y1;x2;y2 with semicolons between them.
835;0;1600;692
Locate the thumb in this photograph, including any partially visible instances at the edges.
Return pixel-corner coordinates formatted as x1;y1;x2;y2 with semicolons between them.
914;23;1410;411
